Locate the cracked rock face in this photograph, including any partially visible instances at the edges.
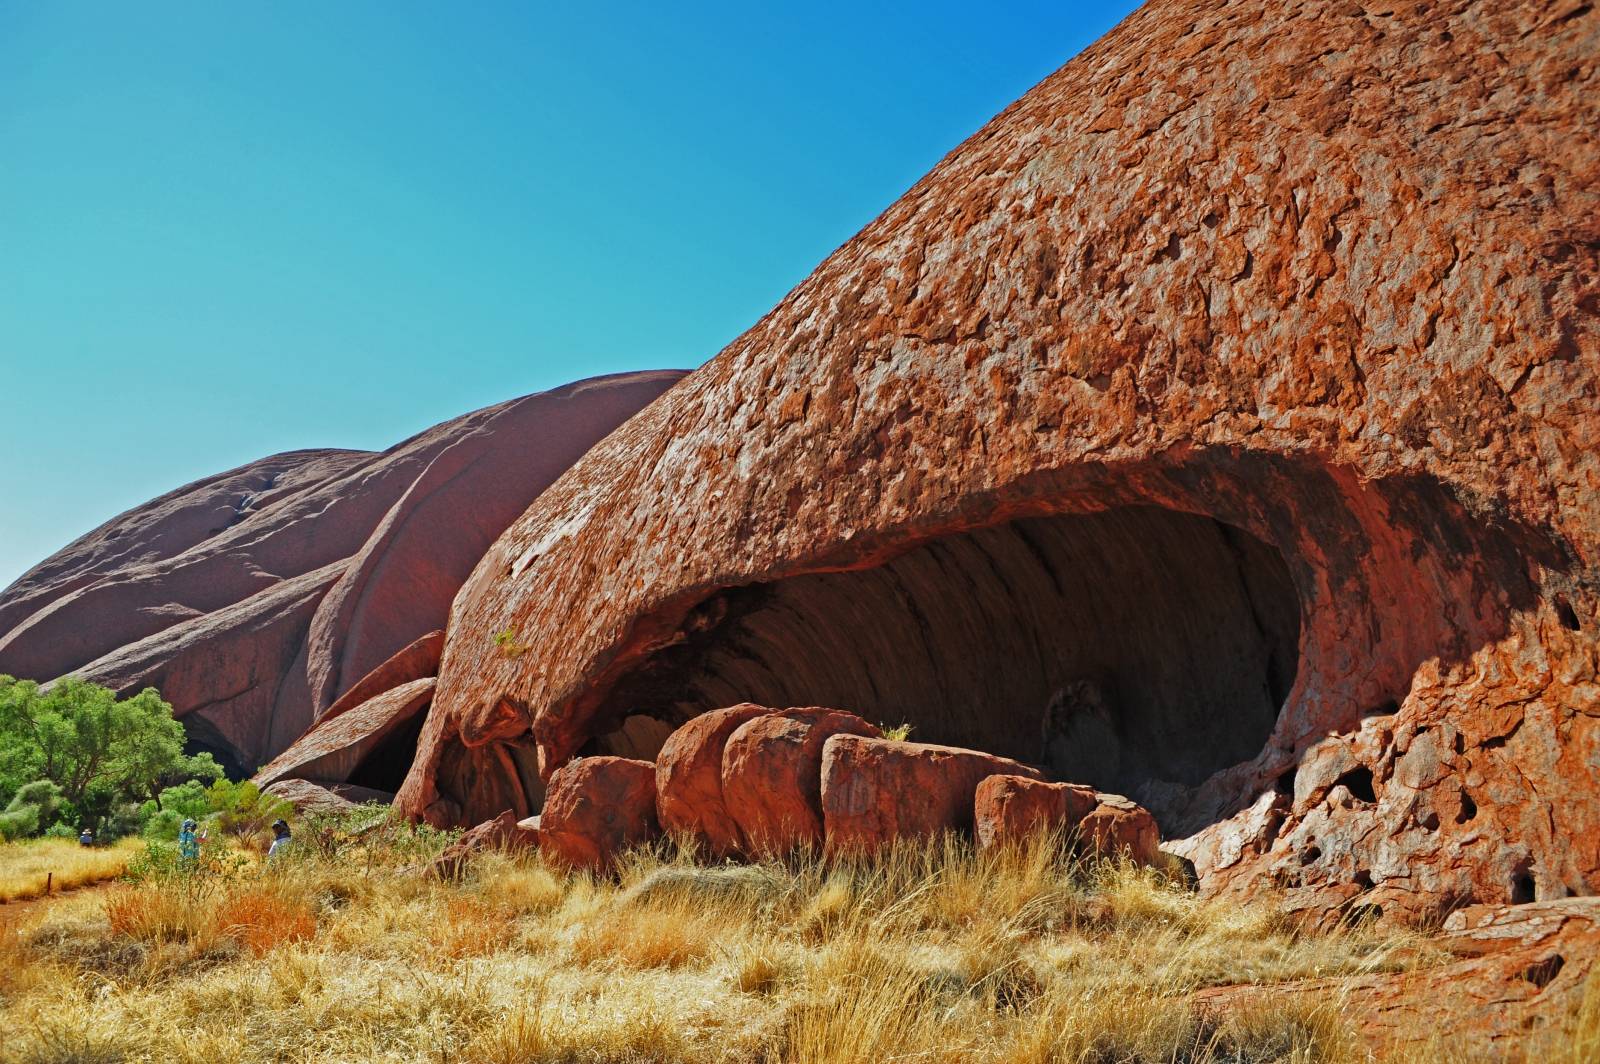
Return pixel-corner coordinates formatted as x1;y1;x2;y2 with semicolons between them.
0;371;684;771
402;0;1598;919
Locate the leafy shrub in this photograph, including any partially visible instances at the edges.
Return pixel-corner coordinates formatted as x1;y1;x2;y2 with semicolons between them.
0;780;62;841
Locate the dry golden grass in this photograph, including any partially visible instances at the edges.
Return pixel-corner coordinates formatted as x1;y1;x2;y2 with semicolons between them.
0;825;1591;1063
0;836;143;902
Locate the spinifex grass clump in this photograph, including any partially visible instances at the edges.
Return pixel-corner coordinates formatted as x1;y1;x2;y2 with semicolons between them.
0;817;1587;1063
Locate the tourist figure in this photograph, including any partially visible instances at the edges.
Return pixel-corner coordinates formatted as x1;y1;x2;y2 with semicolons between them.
267;818;292;860
178;818;200;862
78;827;93;847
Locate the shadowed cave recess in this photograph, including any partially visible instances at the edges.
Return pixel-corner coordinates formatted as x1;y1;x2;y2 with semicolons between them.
586;506;1304;815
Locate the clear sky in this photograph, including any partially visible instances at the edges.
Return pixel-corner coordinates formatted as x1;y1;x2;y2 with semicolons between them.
0;1;1138;591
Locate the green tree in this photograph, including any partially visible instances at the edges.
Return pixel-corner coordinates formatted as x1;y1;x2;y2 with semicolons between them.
0;676;222;831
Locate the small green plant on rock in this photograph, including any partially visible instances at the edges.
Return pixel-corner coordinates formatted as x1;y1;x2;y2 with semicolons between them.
492;627;527;659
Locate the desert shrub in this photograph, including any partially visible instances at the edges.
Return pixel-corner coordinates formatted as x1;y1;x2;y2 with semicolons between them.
0;781;64;842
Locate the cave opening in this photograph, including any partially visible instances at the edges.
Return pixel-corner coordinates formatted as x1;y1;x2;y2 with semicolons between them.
347;711;428;794
180;714;250;781
591;506;1302;806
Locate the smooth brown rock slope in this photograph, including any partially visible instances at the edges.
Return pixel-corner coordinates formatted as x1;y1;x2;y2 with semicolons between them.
402;0;1600;925
0;371;684;772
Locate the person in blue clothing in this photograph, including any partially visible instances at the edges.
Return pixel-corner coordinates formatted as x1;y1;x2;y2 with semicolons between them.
78;827;94;847
178;818;201;862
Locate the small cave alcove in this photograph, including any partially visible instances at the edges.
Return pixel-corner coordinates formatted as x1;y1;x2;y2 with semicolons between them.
345;711;430;795
589;506;1302;805
181;713;251;781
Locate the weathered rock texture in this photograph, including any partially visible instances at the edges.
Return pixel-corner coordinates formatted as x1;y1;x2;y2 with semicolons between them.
263;778;397;815
403;0;1600;923
654;703;771;858
320;630;444;723
0;371;684;772
538;757;660;873
255;677;437;794
974;775;1099;850
820;735;1042;856
431;810;541;879
722;709;881;856
1191;897;1600;1055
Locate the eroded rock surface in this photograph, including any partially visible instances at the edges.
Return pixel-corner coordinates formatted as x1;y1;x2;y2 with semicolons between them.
0;371;683;771
431;810;541;880
320;630;444;723
655;703;771;858
255;677;436;793
404;0;1600;920
974;775;1099;851
721;708;881;856
1192;898;1600;1054
821;735;1042;857
538;756;660;873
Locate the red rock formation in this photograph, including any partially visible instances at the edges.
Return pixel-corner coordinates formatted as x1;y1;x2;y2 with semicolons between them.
301;371;687;720
431;810;541;879
973;775;1099;851
538;756;659;873
263;778;397;815
654;703;772;858
403;0;1600;919
0;371;684;772
320;630;443;723
254;677;436;794
1078;794;1163;866
720;709;880;856
1191;898;1600;1055
821;735;1042;856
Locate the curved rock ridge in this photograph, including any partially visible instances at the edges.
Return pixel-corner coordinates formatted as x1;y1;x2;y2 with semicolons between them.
404;0;1600;921
0;370;686;770
255;676;437;792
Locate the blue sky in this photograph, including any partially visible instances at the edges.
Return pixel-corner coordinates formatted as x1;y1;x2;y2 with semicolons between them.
0;1;1137;590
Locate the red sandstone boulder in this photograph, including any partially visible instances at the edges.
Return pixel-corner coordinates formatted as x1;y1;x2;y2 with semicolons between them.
655;704;772;857
1079;794;1163;866
432;809;542;879
973;774;1099;850
0;371;684;774
320;630;443;723
538;757;660;873
821;735;1042;856
254;677;436;792
721;709;881;856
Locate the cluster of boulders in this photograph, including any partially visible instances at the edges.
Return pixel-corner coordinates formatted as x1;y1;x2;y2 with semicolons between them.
519;704;1161;873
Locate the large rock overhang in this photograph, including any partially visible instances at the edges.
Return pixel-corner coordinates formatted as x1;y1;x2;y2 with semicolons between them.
400;0;1599;921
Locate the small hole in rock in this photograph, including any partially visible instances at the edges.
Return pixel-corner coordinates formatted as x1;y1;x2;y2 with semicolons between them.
1275;766;1297;794
1201;211;1219;228
1363;700;1400;718
1352;868;1374;889
1457;790;1477;823
1511;872;1537;905
1521;955;1564;990
1453;732;1465;755
1299;844;1322;866
1335;766;1377;804
1554;595;1581;631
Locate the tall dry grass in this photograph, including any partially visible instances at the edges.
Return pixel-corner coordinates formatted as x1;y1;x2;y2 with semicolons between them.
0;821;1589;1063
0;836;143;902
